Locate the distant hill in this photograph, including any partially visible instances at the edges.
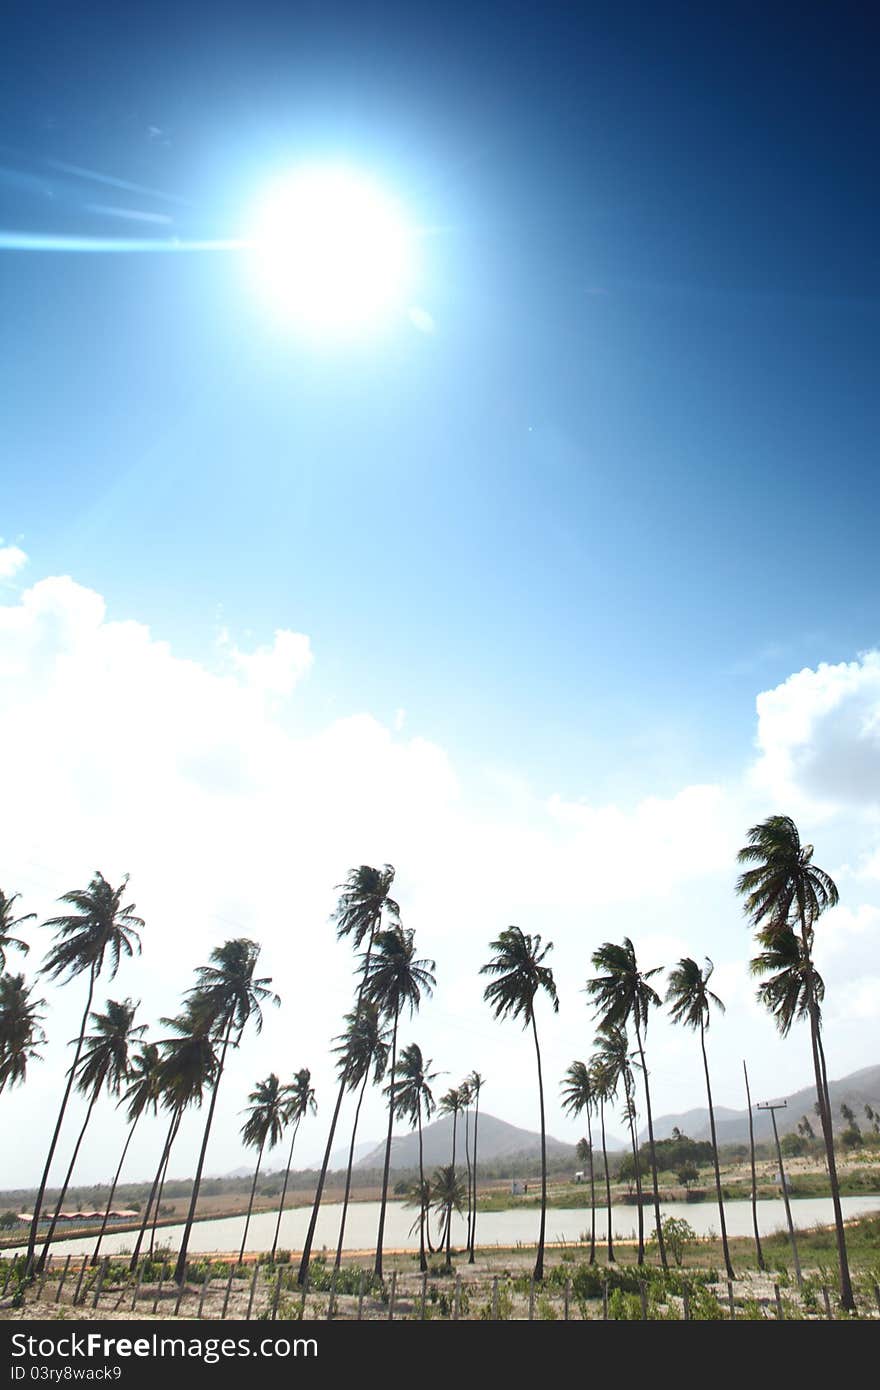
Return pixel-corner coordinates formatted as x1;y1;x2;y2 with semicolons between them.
354;1110;623;1173
644;1064;880;1146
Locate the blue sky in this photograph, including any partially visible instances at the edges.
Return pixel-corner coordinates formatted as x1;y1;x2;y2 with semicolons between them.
2;2;880;1184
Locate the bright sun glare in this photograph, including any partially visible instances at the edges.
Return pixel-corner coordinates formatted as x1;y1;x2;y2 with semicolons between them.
248;165;415;337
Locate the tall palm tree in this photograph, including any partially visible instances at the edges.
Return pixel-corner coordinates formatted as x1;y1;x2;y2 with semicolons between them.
270;1068;316;1260
27;872;143;1271
173;938;278;1283
666;956;734;1278
736;814;853;1310
0;973;46;1093
238;1073;287;1264
362;926;436;1280
91;1042;162;1265
332;1003;390;1268
431;1164;466;1259
466;1070;485;1263
38;998;145;1267
560;1061;596;1264
0;890;35;971
439;1087;463;1171
481;926;558;1280
392;1042;439;1271
586;939;667;1268
588;1056;616;1262
594;1022;644;1264
298;864;398;1286
459;1080;474;1258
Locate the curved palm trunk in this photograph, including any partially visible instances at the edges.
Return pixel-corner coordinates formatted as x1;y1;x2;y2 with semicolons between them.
373;1003;400;1281
174;1017;234;1284
416;1102;427;1272
586;1107;596;1264
701;1021;734;1278
624;1088;644;1265
530;1012;548;1281
37;1089;100;1269
742;1060;764;1270
238;1137;266;1265
26;964;97;1272
92;1111;142;1265
298;920;378;1286
150;1139;176;1257
334;1065;372;1269
271;1118;301;1260
599;1097;614;1262
468;1090;481;1263
464;1103;473;1255
130;1109;181;1271
632;1019;667;1269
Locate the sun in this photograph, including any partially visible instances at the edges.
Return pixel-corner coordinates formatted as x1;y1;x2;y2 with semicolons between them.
247;165;415;337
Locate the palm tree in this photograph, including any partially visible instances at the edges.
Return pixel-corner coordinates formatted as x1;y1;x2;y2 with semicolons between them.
332;1003;390;1268
665;956;734;1278
481;926;558;1280
27;872;143;1271
270;1068;316;1260
91;1042;162;1265
362;926;436;1280
431;1164;466;1261
593;1022;644;1264
38;998;145;1267
586;939;667;1268
736;814;853;1310
588;1056;616;1262
560;1061;596;1263
437;1088;464;1270
0;890;35;971
466;1070;485;1263
173;938;278;1283
0;973;46;1092
238;1073;287;1264
392;1042;439;1271
298;864;399;1286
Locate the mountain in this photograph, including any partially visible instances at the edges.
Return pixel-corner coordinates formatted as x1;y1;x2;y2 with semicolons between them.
352;1110;623;1172
643;1064;880;1146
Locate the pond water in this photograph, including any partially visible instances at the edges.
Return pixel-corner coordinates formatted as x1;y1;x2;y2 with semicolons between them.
19;1192;880;1259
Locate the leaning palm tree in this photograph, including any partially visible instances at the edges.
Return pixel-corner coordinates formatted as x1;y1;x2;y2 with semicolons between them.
666;956;734;1278
362;926;436;1280
392;1042;439;1271
594;1022;644;1264
332;1003;390;1269
173;939;278;1283
298;864;399;1286
466;1070;485;1263
736;814;853;1310
481;926;558;1280
0;891;35;971
27;872;143;1271
270;1068;316;1260
91;1041;162;1265
238;1073;287;1264
588;1055;616;1262
38;998;145;1266
586;939;667;1268
560;1061;596;1264
0;973;46;1093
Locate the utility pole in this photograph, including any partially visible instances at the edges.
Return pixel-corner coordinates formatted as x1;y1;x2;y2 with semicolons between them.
757;1099;802;1288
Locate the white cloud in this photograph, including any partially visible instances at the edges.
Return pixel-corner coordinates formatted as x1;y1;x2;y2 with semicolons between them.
221;627;313;699
0;544;28;579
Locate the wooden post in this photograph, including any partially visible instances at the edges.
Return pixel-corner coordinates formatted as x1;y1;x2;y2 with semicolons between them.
388;1269;397;1321
822;1286;832;1319
37;1260;49;1300
221;1267;235;1318
54;1254;72;1304
774;1283;784;1320
130;1264;144;1314
246;1263;259;1320
92;1257;108;1311
727;1279;735;1320
420;1271;428;1320
72;1255;89;1307
197;1270;210;1319
152;1270;165;1316
874;1282;880;1316
564;1278;571;1321
528;1278;536;1319
327;1268;338;1321
271;1268;283;1321
356;1269;365;1321
491;1276;499;1320
452;1274;461;1320
682;1287;690;1320
602;1280;609;1320
639;1280;647;1320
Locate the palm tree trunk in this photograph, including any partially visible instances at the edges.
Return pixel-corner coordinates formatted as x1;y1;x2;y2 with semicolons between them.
701;1021;734;1278
468;1090;480;1263
26;963;96;1272
92;1112;141;1265
271;1118;301;1260
130;1109;180;1271
334;1065;371;1269
464;1102;473;1255
625;1087;644;1265
173;1016;234;1284
373;1002;400;1281
530;1012;548;1281
149;1139;174;1257
599;1097;614;1262
417;1102;427;1272
238;1137;265;1265
586;1106;596;1265
742;1060;764;1270
633;1018;667;1269
37;1089;100;1269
